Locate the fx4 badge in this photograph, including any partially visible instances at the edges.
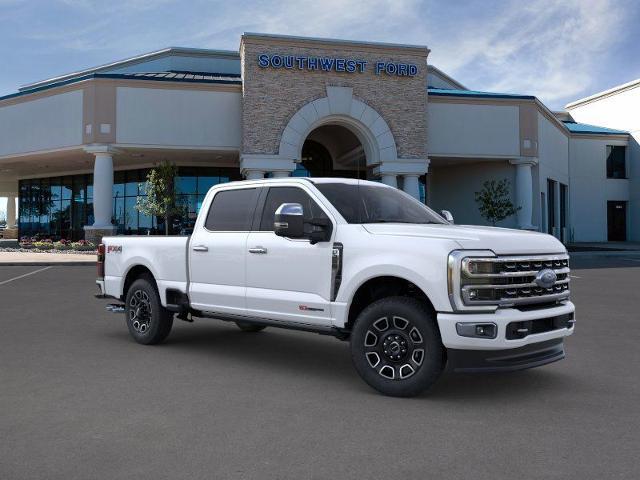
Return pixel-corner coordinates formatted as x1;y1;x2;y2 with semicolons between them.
107;245;122;254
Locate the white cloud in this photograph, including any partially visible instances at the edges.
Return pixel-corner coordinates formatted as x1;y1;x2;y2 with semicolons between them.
426;0;628;107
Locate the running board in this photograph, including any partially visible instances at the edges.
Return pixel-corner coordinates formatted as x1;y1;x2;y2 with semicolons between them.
194;310;349;339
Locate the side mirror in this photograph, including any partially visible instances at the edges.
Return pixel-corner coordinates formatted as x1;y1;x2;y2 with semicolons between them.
274;203;305;238
441;210;454;223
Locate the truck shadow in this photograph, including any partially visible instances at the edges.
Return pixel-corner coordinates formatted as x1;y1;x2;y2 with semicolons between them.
145;321;578;400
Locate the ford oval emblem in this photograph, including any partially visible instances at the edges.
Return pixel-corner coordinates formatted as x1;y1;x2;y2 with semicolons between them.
534;268;557;289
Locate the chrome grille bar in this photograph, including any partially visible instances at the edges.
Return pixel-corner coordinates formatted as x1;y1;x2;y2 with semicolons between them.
460;253;570;308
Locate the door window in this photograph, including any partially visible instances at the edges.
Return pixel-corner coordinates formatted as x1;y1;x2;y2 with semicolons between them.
204;188;259;231
259;187;327;231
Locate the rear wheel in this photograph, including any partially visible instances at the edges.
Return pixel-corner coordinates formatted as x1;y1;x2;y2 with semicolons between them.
125;276;173;345
235;321;266;333
350;296;445;397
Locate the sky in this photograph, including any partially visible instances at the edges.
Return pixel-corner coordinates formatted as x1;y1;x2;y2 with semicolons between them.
0;0;639;109
1;0;640;214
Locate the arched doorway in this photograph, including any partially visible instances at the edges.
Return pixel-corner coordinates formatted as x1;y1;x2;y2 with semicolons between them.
296;124;368;179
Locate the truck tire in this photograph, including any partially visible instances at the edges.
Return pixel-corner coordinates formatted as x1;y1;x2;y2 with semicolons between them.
235;321;266;332
125;276;173;345
350;296;445;397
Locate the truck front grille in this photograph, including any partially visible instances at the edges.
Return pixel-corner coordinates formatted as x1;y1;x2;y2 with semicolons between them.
460;254;570;308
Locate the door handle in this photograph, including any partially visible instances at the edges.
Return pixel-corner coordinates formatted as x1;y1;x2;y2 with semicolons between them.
248;247;268;254
192;245;209;252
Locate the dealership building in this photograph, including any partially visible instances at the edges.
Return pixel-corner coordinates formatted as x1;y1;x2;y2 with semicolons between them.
0;33;637;243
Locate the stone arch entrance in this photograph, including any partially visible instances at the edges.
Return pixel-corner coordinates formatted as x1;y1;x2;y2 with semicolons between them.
240;85;429;199
278;86;398;169
299;123;366;179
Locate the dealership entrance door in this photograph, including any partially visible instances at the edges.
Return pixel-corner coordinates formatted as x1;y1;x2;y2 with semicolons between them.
607;201;627;241
297;124;367;179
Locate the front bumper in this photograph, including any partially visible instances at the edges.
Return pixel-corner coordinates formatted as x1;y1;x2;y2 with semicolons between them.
447;338;565;373
437;301;575;350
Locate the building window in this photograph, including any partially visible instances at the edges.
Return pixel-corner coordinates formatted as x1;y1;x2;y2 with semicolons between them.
18;166;241;240
547;179;556;235
560;183;568;242
606;145;626;179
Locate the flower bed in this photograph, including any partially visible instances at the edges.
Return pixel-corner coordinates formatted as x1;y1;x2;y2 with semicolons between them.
6;237;98;254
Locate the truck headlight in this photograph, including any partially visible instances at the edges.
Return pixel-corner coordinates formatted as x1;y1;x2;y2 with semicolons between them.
447;250;498;312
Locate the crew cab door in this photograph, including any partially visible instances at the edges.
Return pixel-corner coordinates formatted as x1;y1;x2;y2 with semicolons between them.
188;187;259;315
245;186;335;326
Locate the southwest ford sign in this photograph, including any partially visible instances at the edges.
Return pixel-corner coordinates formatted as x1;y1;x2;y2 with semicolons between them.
257;54;418;77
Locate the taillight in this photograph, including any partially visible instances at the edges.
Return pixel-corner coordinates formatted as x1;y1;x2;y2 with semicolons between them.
97;243;105;278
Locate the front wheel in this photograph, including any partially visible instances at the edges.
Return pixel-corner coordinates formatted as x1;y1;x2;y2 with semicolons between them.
125;276;173;345
350;296;445;397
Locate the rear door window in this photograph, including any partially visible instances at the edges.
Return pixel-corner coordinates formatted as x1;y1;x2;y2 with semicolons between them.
205;188;259;231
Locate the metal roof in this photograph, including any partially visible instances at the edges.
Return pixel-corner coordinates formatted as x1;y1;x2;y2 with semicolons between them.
428;87;535;100
19;47;240;92
562;121;628;135
0;71;241;103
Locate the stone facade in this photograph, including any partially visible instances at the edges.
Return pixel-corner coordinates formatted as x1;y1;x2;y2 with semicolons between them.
240;34;429;161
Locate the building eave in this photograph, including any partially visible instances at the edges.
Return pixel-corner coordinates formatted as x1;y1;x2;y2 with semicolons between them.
1;73;242;105
565;78;640;109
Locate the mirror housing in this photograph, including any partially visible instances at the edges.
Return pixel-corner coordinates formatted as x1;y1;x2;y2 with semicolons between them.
307;217;332;245
274;203;305;238
441;210;454;223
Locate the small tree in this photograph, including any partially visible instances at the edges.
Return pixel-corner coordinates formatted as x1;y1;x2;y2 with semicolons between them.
136;161;183;235
474;179;520;226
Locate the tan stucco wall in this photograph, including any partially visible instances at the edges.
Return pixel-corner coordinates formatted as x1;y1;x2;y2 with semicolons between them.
240;35;429;160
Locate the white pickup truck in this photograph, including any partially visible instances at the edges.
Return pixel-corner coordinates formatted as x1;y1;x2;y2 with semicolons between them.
97;178;575;397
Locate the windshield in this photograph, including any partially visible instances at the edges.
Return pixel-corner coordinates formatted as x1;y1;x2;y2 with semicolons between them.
315;183;447;225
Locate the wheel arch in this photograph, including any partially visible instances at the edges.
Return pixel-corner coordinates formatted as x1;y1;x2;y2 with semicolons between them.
121;264;157;301
345;275;436;331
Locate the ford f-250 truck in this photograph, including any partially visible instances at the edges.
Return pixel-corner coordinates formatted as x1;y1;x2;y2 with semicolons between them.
97;178;575;397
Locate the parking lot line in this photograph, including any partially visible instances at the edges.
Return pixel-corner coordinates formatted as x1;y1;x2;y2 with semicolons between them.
0;266;52;286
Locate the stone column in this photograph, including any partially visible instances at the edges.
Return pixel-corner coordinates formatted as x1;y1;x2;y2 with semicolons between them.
84;145;117;243
6;195;16;228
380;174;397;188
510;157;537;230
373;159;429;202
244;170;265;180
402;174;421;200
241;154;295;181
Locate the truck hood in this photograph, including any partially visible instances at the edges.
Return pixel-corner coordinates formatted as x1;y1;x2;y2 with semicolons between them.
362;224;566;255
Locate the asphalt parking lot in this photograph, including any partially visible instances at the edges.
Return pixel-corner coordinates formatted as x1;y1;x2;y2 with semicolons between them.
1;256;639;479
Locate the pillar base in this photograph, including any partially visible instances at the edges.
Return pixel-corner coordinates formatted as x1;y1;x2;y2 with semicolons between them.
1;227;18;240
84;225;117;245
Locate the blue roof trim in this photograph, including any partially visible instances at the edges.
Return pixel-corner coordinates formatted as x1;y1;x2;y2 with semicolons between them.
0;72;242;102
562;121;628;135
428;87;535;100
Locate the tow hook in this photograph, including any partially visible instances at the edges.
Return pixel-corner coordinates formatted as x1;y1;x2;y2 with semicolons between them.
106;304;125;313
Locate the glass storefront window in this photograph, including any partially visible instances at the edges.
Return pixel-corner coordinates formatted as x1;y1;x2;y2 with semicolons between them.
18;166;241;239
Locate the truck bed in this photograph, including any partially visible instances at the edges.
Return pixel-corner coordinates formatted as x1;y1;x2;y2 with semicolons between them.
102;235;190;304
